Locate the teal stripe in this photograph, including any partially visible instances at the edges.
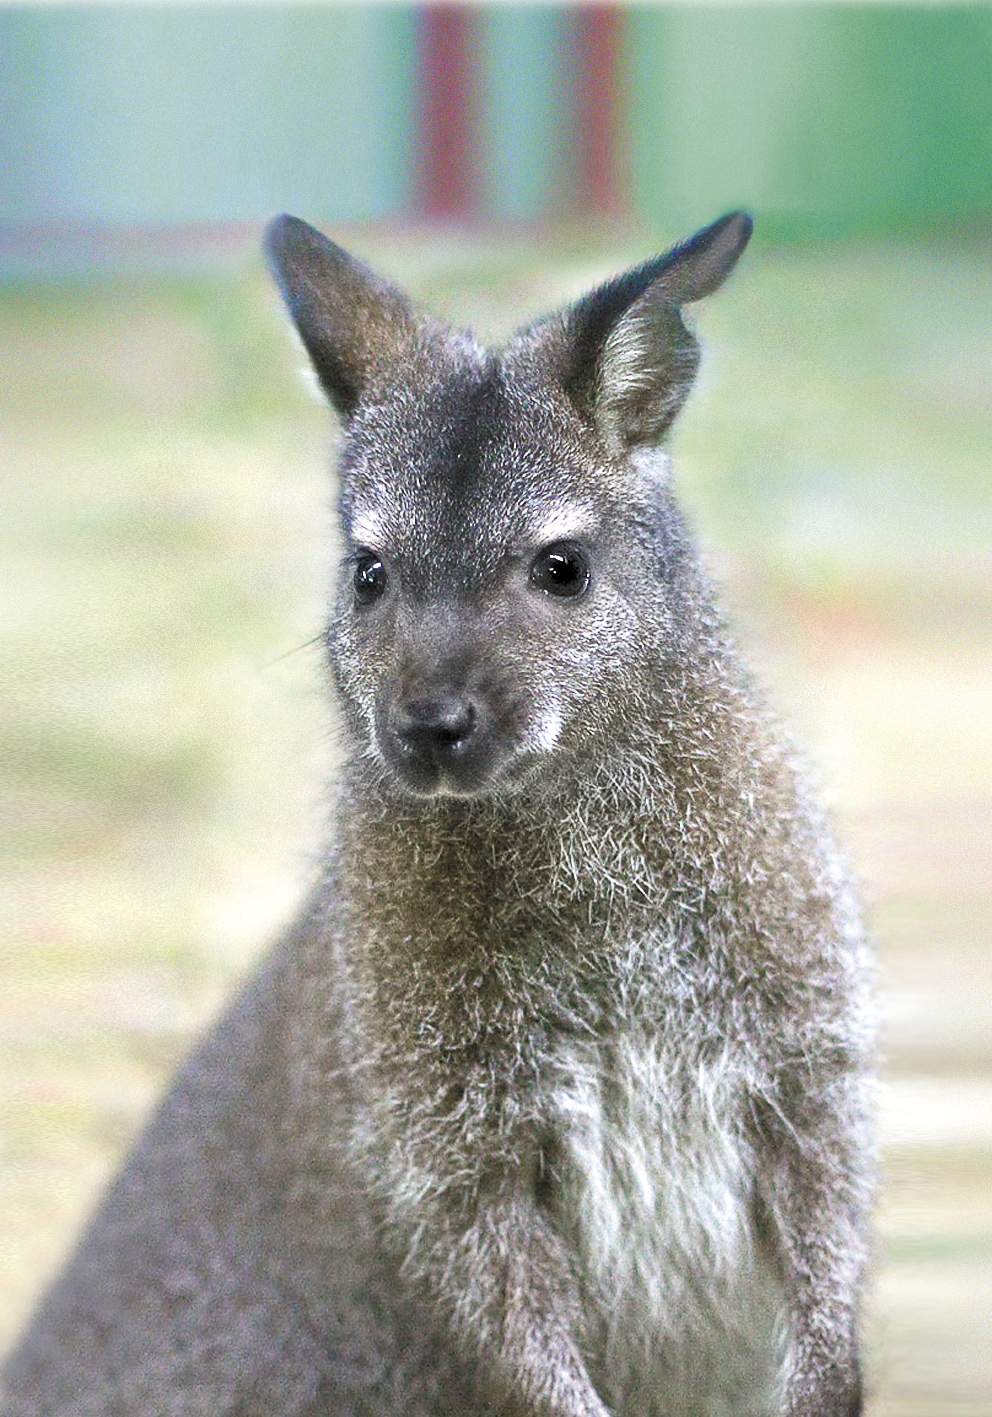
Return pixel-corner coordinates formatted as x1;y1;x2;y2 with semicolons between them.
0;5;417;227
476;7;572;224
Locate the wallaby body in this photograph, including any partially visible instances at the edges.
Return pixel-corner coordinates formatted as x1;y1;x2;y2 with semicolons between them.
2;213;873;1417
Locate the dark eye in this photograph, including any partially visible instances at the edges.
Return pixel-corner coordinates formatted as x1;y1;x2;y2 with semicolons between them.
529;542;590;600
353;554;388;606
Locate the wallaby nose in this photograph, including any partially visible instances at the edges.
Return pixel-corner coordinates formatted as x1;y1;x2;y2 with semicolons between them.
393;694;477;766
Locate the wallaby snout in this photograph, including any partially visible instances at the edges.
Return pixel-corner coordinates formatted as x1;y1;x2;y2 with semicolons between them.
377;622;547;796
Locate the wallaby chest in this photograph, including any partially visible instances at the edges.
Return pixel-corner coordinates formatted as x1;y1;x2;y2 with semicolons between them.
351;887;793;1417
548;1031;790;1417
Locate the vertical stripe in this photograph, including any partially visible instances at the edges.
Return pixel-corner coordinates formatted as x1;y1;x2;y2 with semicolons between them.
477;7;571;223
417;4;478;219
572;4;626;218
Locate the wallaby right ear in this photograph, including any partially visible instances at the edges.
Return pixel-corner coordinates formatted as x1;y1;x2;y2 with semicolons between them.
526;211;753;451
264;214;418;419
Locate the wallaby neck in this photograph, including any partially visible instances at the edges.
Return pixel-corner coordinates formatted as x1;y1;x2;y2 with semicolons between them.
334;665;761;955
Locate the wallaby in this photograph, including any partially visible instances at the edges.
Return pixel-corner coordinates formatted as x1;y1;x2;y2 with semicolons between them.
2;211;874;1417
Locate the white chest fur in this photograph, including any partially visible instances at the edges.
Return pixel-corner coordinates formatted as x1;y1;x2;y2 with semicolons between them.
550;1035;791;1417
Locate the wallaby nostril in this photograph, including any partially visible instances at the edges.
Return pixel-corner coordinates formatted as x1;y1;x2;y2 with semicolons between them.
395;696;478;763
434;702;476;747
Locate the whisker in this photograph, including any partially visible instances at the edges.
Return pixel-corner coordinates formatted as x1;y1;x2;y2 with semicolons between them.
260;633;327;670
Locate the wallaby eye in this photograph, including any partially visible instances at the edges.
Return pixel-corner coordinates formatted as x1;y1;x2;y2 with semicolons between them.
353;553;388;606
529;542;590;600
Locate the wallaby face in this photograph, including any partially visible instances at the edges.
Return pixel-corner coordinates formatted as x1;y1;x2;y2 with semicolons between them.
331;381;672;798
268;212;751;799
332;368;633;797
2;213;873;1417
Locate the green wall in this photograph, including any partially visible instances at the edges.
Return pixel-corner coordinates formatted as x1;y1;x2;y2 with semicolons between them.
628;5;992;236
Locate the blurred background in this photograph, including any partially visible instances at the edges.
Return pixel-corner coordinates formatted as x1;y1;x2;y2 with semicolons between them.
1;3;990;1412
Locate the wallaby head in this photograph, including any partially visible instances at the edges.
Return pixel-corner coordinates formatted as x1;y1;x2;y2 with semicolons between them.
265;213;752;800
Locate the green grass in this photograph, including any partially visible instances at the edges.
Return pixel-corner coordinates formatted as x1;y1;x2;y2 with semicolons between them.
1;228;990;1413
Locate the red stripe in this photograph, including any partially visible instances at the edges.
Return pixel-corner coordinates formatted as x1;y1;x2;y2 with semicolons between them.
573;5;626;218
417;5;477;220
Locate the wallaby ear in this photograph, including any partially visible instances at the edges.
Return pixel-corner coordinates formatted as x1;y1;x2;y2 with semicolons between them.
539;211;752;450
264;214;418;419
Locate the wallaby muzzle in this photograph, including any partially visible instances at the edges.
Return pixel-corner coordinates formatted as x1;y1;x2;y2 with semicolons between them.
376;638;532;797
384;687;485;793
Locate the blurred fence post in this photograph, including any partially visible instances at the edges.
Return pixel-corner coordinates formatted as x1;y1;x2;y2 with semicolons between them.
571;3;627;220
416;3;479;220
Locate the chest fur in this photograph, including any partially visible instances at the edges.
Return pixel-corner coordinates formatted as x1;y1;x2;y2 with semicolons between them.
550;1035;790;1417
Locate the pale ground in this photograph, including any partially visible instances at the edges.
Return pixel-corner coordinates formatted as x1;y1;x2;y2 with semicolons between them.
1;227;990;1411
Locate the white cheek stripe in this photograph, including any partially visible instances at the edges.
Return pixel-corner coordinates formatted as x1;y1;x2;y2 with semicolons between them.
350;509;388;550
529;506;597;548
528;703;563;753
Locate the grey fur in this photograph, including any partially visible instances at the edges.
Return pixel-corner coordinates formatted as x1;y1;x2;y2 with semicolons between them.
2;212;874;1417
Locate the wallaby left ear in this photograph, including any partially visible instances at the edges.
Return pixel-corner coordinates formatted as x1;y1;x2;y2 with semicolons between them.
535;211;753;451
264;214;419;420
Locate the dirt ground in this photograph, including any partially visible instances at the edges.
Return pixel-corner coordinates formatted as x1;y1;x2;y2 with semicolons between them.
1;227;990;1412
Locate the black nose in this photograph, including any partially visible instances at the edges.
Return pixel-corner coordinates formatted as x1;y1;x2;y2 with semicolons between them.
393;694;477;766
